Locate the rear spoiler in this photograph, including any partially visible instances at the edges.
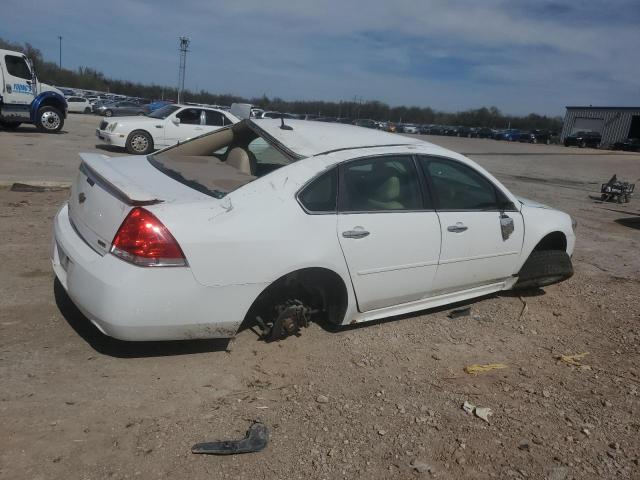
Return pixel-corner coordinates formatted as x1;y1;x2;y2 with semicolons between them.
79;153;163;206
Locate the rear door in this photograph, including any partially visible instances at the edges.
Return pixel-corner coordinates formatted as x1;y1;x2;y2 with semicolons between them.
203;109;233;134
418;156;524;292
336;155;441;312
164;107;204;145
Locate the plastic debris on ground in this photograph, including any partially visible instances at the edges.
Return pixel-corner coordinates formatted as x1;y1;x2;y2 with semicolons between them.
191;422;269;455
464;363;508;375
556;352;589;366
462;401;493;423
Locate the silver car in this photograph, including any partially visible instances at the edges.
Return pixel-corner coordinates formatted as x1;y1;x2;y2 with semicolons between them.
95;101;146;117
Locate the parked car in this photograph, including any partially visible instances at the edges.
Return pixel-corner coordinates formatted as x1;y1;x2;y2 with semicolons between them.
143;100;171;112
456;126;475;137
66;96;92;114
494;129;521;141
95;104;239;155
353;118;378;129
95;101;147;117
424;125;445;135
612;138;640;152
476;128;494;139
90;99;112;112
260;111;296;119
564;131;601;148
53;119;576;342
518;129;553;144
401;124;420;134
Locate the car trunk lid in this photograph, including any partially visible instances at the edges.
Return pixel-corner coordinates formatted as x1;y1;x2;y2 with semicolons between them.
68;153;208;255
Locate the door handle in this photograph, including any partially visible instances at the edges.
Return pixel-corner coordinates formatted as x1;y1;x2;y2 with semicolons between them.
447;223;468;233
342;229;370;239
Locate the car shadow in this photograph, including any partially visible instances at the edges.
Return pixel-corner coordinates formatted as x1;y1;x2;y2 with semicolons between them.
53;279;230;358
314;291;523;335
95;144;124;153
615;217;640;230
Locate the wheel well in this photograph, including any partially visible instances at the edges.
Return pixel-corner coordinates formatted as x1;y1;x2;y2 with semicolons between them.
128;129;152;139
39;97;66;113
242;268;349;329
533;231;567;252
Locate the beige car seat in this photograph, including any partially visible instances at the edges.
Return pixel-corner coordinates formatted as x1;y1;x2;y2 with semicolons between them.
226;147;255;176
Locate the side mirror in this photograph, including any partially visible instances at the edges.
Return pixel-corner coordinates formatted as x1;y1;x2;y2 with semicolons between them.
171;117;181;126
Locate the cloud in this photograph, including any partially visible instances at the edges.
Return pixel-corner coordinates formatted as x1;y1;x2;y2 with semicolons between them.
2;0;638;114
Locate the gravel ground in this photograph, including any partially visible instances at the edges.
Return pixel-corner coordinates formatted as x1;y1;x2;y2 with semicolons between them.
0;121;639;479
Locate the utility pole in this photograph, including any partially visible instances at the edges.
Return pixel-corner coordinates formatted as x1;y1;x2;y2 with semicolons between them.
177;36;190;104
58;36;62;69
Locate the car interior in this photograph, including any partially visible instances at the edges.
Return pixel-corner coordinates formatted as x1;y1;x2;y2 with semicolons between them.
150;121;294;198
342;158;421;211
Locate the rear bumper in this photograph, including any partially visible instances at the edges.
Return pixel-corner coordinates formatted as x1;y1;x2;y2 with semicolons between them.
51;203;266;341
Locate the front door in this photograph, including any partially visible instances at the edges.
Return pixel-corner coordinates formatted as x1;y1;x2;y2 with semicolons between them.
1;53;35;106
337;155;441;312
418;156;524;292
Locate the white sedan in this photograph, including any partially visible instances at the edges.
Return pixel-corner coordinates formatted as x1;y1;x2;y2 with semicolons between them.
52;119;576;341
95;104;239;155
66;96;92;114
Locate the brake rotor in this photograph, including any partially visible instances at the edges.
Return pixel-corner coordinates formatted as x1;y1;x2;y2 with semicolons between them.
261;300;312;342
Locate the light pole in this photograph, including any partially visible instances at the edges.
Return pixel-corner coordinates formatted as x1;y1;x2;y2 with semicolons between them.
58;36;62;69
177;36;190;104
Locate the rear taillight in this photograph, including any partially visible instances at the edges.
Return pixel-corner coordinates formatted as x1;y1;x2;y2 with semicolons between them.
111;207;187;267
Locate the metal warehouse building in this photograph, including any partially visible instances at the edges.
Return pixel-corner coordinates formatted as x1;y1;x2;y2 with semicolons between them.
561;106;640;147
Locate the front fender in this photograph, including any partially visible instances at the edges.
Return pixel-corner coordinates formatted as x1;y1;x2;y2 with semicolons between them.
30;91;68;122
519;205;576;270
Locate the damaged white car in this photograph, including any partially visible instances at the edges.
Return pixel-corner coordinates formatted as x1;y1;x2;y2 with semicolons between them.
52;119;575;341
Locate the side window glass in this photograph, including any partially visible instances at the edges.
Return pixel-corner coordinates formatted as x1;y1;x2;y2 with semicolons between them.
204;110;225;126
420;157;498;210
177;108;202;125
5;55;31;80
340;156;423;212
299;169;337;213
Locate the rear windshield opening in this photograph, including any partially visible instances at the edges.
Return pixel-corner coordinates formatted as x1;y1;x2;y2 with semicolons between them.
149;121;295;198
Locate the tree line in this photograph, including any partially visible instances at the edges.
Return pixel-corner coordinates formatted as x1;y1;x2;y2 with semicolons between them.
1;37;562;131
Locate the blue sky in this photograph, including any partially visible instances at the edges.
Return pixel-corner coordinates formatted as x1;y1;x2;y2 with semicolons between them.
3;0;639;115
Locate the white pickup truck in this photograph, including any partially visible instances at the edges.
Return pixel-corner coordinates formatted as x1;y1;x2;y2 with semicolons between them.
0;48;67;132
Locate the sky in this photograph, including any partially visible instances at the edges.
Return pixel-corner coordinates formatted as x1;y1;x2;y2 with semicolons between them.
2;0;639;115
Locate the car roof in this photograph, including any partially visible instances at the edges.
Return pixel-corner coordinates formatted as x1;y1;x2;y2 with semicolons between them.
249;119;428;158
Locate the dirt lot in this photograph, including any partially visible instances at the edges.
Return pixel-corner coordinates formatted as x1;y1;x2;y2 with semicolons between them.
1;116;639;479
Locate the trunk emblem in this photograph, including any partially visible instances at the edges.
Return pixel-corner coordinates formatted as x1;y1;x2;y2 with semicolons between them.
78;192;87;204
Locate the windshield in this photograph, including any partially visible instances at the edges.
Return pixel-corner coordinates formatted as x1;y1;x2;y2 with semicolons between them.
149;121;296;198
147;105;180;119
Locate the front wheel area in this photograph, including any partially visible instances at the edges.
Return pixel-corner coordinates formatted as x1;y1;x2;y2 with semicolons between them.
514;250;573;290
35;106;64;133
125;130;154;155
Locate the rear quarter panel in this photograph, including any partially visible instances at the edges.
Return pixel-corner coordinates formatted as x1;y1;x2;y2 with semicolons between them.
150;158;354;290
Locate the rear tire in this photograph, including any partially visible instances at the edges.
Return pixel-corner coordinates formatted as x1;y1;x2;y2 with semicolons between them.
84;107;91;114
35;106;64;133
126;130;153;155
514;250;573;290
